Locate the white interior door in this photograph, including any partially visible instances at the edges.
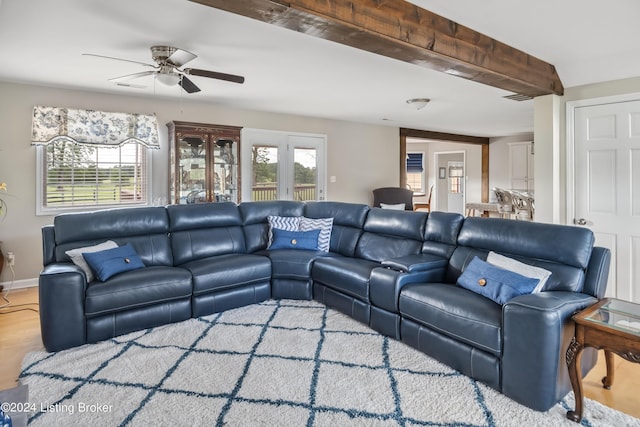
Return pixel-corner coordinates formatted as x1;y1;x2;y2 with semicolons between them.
509;142;534;192
434;151;465;214
573;99;640;302
447;161;465;215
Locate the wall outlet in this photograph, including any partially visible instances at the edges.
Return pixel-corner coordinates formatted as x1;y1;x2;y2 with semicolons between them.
6;251;15;266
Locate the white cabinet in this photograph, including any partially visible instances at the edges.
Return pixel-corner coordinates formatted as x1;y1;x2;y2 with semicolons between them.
509;142;534;192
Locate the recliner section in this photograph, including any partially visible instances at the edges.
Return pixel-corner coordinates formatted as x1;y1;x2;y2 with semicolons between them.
38;200;610;413
167;203;272;317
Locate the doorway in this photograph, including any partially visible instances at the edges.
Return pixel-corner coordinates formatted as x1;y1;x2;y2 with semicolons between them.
434;151;466;215
241;128;327;202
400;129;489;203
567;93;640;302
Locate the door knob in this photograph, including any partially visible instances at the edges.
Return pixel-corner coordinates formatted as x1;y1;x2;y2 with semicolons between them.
574;218;587;226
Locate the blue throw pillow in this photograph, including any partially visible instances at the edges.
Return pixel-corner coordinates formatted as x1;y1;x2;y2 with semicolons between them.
82;243;145;282
267;215;301;248
456;256;539;305
269;228;321;251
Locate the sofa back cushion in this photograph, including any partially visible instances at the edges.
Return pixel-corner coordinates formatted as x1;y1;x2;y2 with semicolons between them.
447;218;595;293
355;208;425;262
168;202;246;265
422;211;464;258
52;206;172;267
239;201;305;252
304;201;369;257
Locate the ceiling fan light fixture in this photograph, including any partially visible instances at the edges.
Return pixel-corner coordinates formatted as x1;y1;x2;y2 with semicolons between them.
406;98;431;110
90;45;245;94
156;72;181;86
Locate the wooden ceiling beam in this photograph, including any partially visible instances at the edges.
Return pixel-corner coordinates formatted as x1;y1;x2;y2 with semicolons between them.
190;0;564;97
401;128;489;145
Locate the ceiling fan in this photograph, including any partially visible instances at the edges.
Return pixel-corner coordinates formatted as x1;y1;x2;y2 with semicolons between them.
83;45;245;93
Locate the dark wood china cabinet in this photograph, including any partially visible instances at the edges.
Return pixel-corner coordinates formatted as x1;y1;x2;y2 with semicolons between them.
168;121;241;204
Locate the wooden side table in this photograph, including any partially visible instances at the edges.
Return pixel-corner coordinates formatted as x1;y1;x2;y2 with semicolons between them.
566;298;640;422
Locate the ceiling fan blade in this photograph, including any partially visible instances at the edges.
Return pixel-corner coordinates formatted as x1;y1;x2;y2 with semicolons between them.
167;48;197;67
83;53;155;68
184;68;245;84
180;75;201;93
114;82;147;89
109;70;157;83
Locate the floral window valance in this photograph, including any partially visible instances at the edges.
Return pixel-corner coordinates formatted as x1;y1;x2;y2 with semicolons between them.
31;106;160;149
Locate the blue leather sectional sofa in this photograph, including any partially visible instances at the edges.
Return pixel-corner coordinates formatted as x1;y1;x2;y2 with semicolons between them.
39;200;610;412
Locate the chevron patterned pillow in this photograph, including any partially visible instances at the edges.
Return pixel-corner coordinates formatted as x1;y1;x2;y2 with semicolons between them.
267;215;301;248
300;216;333;252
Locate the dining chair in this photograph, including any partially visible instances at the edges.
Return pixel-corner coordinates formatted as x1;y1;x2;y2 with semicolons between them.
413;185;433;212
510;190;534;220
372;187;414;210
493;187;514;219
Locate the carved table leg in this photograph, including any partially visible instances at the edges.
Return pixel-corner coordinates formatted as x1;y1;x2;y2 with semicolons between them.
601;350;615;389
566;336;585;422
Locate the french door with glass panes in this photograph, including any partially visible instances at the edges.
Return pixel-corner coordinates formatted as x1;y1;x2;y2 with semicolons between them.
240;129;326;202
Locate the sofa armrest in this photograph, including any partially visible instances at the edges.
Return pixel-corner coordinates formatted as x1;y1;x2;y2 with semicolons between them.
381;253;448;273
39;264;88;352
370;263;447;314
583;246;611;298
501;291;597;411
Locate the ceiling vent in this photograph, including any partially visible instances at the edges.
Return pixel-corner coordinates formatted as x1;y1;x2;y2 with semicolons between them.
503;93;533;101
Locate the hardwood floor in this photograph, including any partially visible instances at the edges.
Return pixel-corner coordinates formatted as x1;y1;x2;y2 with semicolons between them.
1;287;638;419
0;287;43;391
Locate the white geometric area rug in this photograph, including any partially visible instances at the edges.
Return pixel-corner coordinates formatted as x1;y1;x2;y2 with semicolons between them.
20;300;639;427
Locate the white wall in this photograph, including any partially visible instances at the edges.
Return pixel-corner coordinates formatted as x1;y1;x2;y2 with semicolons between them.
0;82;399;283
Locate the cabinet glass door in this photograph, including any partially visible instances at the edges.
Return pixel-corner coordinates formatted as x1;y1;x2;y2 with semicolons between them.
212;139;238;202
179;135;207;204
168;121;242;205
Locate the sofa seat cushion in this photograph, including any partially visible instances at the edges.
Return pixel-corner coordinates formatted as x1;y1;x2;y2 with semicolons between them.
267;249;335;280
181;253;271;295
85;266;192;317
399;283;503;356
312;256;379;301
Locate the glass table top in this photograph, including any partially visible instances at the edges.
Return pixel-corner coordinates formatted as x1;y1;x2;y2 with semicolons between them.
584;299;640;336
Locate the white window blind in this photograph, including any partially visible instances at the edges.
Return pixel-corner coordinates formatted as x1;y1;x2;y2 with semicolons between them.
38;140;149;213
31;106;158;214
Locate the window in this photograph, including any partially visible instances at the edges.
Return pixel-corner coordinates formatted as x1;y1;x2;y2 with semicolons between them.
449;164;464;194
36;140;150;214
31;106;158;215
406;152;425;193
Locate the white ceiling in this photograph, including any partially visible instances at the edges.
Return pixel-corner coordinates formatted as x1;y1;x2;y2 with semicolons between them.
0;0;638;138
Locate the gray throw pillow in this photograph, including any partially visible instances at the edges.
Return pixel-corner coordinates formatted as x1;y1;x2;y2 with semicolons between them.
299;216;333;252
65;240;118;282
486;251;552;293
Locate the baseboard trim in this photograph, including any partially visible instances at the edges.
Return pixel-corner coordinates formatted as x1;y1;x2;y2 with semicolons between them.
0;277;38;290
